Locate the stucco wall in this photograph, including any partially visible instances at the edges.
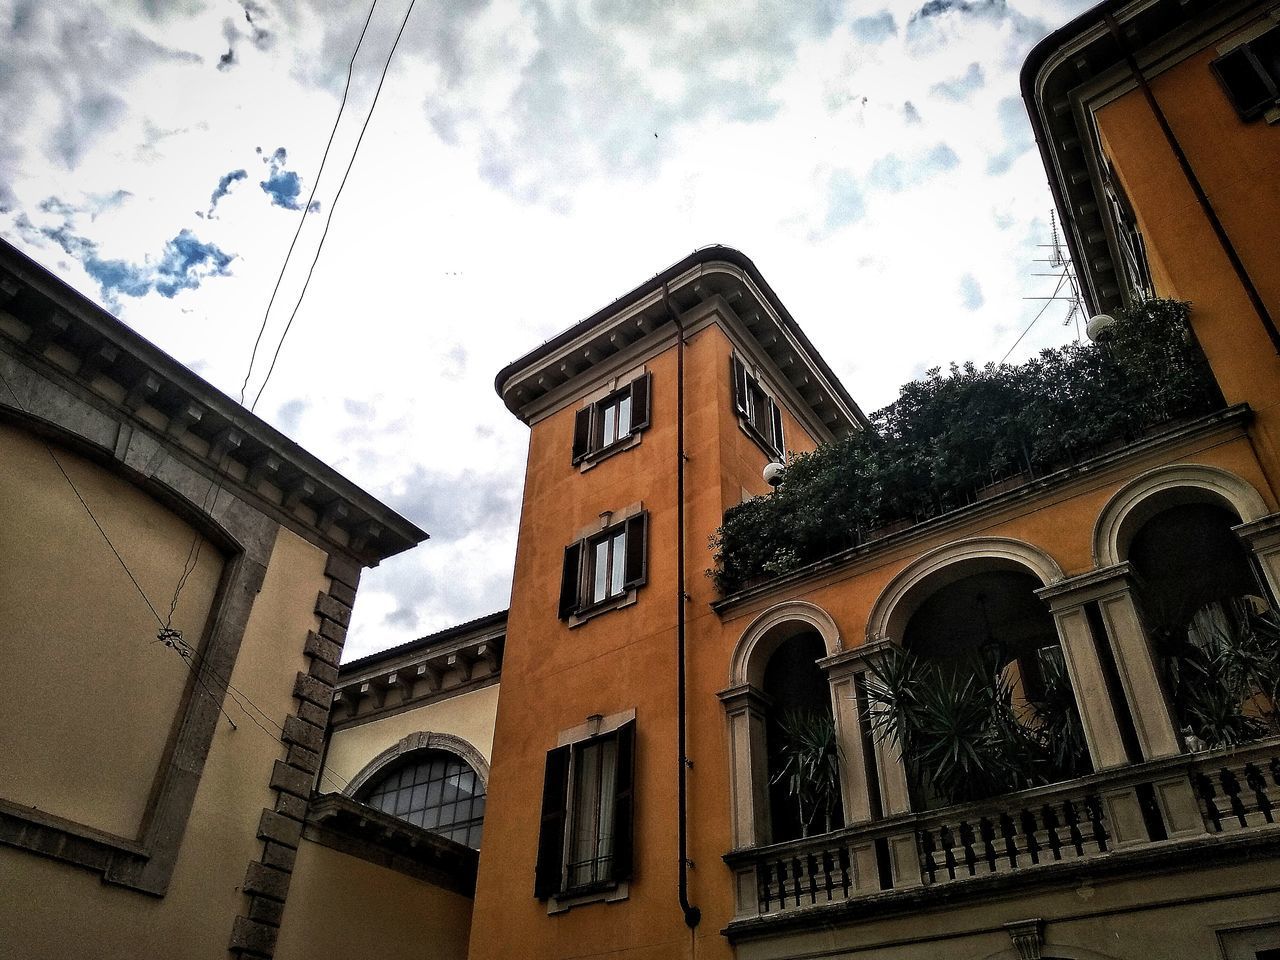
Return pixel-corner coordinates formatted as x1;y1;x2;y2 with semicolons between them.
274;839;472;960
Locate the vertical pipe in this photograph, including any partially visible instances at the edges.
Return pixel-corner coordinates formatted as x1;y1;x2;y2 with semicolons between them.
664;282;701;930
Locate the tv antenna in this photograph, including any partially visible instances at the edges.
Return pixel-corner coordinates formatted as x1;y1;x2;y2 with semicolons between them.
1026;209;1086;340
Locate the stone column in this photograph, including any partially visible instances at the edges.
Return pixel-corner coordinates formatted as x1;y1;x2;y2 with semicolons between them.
718;685;773;849
819;640;912;820
1038;563;1182;765
1235;512;1280;605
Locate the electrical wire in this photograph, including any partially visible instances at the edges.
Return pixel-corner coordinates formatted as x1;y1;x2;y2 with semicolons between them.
1000;268;1069;365
250;0;419;413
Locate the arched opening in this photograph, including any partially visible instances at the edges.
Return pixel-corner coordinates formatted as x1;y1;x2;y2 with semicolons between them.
1125;500;1279;748
357;748;487;848
869;557;1089;810
762;632;843;841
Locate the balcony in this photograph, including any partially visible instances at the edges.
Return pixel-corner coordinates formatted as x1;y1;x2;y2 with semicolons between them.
723;738;1280;940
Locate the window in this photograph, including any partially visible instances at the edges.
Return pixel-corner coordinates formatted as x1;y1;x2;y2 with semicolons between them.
731;356;785;460
1212;26;1280;122
572;374;652;464
1101;159;1153;300
361;750;486;849
559;511;648;620
534;718;635;900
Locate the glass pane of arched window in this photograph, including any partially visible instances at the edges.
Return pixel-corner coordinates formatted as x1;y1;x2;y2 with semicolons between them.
362;750;486;848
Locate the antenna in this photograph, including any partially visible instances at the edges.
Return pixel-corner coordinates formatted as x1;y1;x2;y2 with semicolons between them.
1024;209;1086;341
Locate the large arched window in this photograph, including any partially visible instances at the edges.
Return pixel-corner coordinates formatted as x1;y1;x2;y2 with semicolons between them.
360;750;486;848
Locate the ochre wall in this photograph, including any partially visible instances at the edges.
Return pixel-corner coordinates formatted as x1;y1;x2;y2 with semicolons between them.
0;428;331;960
1095;32;1280;494
322;682;500;792
273;840;472;960
0;422;223;839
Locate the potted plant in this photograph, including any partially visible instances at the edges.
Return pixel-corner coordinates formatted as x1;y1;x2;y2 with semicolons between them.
769;709;841;837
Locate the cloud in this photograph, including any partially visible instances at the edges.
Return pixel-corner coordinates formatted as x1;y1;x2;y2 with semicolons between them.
19;204;234;305
825;170;866;230
257;146;319;212
912;0;1006;21
959;273;984;310
216;0;273;72
867;142;959;192
851;12;897;43
929;62;984;102
903;101;922;124
204;168;247;217
986;95;1035;174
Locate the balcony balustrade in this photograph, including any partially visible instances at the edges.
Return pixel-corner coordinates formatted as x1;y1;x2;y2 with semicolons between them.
724;737;1280;934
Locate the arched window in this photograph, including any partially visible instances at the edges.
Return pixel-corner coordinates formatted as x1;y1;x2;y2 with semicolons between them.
360;750;486;848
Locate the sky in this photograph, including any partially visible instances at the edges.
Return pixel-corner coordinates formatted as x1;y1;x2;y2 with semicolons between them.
1;0;1098;661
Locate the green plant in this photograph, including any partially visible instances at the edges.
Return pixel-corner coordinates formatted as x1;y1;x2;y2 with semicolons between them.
1165;597;1280;749
710;299;1222;594
769;708;841;837
864;645;1091;809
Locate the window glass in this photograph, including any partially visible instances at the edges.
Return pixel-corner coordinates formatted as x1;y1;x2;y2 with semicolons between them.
593;539;609;603
363;750;486;848
617;395;631;439
609;531;626;597
568;736;618;889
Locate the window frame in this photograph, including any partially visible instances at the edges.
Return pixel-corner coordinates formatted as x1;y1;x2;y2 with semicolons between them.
571;372;652;467
1211;24;1280;123
359;748;487;849
559;509;649;623
731;355;786;462
534;710;636;911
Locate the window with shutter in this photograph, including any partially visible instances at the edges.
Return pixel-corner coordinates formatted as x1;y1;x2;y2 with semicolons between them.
557;510;649;621
570;373;653;465
534;715;636;904
1211;26;1280;123
730;355;786;461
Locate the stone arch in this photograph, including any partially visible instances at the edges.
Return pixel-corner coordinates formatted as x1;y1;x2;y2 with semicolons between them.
866;537;1066;644
1093;462;1270;567
729;600;841;688
343;731;490;798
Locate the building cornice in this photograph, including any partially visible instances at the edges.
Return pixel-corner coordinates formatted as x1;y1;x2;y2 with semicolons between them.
0;238;425;564
493;246;867;438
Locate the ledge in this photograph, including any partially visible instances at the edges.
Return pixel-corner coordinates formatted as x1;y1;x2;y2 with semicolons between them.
713;404;1252;613
303;793;478;896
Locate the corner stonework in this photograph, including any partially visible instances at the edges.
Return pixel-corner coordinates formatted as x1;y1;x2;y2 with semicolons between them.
227;553;360;959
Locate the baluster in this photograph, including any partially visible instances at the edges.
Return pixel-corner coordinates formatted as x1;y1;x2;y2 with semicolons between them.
1020;809;1041;865
959;821;977;876
939;824;959;880
1245;764;1275;824
774;858;789;911
920;828;939;884
807;852;819;904
1222;768;1248;828
999;812;1019;868
1270;757;1280;788
758;859;774;913
1084;794;1109;852
1063;798;1085;857
1196;772;1223;832
1042;803;1063;861
837;844;852;897
979;817;998;872
791;855;804;906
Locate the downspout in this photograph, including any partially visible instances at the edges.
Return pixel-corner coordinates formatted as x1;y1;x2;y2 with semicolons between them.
1103;13;1280;356
664;281;701;931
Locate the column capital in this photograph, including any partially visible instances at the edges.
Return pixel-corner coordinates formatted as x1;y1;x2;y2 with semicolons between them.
817;637;897;678
1035;562;1138;611
717;684;772;715
1234;511;1280;552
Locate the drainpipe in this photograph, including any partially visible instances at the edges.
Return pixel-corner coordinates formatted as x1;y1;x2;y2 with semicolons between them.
663;281;701;931
1103;13;1280;356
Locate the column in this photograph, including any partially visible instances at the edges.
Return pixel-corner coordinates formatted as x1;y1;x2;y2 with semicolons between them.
1235;512;1280;605
718;685;773;849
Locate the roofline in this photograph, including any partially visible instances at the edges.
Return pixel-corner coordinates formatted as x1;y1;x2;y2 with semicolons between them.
0;237;427;561
338;609;508;676
493;245;869;430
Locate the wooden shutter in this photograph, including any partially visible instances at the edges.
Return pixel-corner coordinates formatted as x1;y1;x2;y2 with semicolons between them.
629;373;652;433
609;720;636;883
622;512;648;589
769;398;785;459
572;406;593;463
558;541;582;620
534;745;571;899
730;356;750;417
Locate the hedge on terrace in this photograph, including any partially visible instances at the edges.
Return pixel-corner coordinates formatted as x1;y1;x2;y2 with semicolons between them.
711;299;1221;595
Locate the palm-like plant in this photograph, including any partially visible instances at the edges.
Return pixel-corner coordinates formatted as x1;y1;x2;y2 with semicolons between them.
769;709;841;837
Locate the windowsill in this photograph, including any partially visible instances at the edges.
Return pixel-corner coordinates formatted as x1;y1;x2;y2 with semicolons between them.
547;879;630;915
737;416;783;462
577;432;642;473
568;588;638;628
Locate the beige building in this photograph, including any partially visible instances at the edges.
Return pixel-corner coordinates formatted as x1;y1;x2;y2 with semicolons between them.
0;237;425;958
